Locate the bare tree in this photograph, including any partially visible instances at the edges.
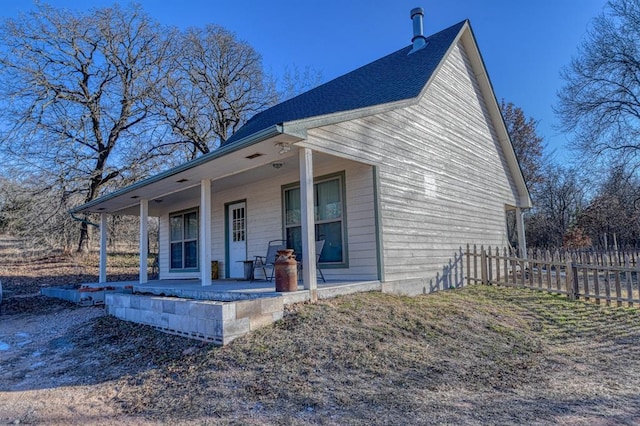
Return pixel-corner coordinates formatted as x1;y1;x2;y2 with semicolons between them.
500;100;546;193
0;172;80;251
577;165;640;247
0;3;175;251
500;100;546;248
155;24;278;160
526;165;585;247
557;0;640;166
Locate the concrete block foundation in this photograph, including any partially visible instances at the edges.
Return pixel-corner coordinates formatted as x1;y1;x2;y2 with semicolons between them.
42;280;381;345
105;293;284;346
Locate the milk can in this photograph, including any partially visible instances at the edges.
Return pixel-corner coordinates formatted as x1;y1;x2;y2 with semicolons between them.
274;249;298;292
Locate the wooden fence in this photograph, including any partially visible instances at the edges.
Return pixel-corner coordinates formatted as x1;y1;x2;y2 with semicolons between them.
524;246;640;268
466;244;640;307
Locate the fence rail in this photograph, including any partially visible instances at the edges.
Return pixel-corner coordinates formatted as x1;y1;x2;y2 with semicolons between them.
466;244;640;307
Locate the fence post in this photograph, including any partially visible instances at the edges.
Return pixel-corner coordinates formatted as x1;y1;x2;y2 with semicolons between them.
637;260;640;304
495;247;501;283
503;247;508;285
565;260;577;300
488;246;493;284
572;263;580;300
625;255;633;307
481;245;487;285
604;254;612;306
593;267;600;305
473;244;478;284
615;270;622;308
582;264;590;302
466;244;471;286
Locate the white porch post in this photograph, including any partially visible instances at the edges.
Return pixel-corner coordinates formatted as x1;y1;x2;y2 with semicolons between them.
516;207;527;259
200;179;212;286
139;199;149;284
99;213;108;284
299;147;317;301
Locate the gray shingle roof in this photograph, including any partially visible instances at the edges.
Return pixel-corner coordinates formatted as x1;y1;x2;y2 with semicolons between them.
223;20;467;147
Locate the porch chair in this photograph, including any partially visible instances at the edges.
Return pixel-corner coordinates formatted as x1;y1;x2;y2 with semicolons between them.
297;240;326;283
252;239;286;282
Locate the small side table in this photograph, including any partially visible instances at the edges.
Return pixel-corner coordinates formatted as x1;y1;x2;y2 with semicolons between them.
237;260;254;281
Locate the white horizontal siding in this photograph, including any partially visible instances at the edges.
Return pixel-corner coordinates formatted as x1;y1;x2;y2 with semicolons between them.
210;157;377;281
305;40;519;284
156;157;377;281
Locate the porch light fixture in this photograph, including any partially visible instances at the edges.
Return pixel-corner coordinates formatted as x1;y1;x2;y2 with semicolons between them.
272;161;284;169
275;142;291;155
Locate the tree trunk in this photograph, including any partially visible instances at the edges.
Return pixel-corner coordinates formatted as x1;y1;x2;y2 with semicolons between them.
77;218;90;253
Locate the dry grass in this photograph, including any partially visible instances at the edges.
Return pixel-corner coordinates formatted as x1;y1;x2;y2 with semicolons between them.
107;286;640;425
3;235;640;424
0;234;144;296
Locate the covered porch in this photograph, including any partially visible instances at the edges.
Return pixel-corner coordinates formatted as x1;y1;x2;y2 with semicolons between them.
71;129;381;304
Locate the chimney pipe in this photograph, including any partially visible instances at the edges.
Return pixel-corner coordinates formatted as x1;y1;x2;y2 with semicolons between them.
409;7;427;54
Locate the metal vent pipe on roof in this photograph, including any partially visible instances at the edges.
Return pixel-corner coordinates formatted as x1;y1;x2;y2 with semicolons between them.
409;7;427;54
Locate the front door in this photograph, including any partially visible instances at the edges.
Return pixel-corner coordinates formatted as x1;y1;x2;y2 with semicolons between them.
227;202;247;278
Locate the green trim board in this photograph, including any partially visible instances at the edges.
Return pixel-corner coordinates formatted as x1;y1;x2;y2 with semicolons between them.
372;166;384;281
224;199;248;279
281;170;349;269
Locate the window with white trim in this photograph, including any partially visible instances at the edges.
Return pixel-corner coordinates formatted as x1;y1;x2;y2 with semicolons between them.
169;209;198;270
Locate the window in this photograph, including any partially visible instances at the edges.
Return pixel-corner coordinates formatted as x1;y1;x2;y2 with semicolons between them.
170;209;198;270
284;173;346;265
232;206;246;242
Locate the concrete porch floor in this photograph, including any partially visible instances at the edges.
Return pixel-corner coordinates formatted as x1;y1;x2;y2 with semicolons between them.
75;278;382;305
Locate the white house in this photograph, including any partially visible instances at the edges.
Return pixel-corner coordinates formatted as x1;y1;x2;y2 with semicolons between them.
71;9;531;300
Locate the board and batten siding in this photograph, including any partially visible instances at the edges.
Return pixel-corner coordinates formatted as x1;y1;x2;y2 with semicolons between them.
157;157;378;281
304;40;520;294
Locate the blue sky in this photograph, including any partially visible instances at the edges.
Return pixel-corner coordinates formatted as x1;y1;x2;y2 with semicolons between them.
0;0;609;163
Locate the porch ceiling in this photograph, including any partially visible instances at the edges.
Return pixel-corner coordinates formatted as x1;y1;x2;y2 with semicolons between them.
82;138;344;217
79;133;302;216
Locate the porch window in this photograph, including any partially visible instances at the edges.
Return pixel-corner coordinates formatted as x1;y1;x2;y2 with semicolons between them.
284;173;347;266
169;209;198;270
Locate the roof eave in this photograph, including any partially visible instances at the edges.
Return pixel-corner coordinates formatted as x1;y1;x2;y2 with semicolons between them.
282;97;419;137
70;124;284;214
458;22;533;209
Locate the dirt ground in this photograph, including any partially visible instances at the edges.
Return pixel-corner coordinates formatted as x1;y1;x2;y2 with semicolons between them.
0;296;201;425
1;298;131;424
2;235;640;424
0;236;196;424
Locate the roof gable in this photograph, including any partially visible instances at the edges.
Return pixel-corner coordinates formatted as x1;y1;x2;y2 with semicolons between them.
223;20;467;146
